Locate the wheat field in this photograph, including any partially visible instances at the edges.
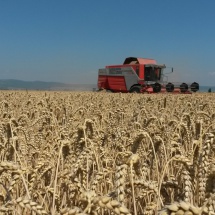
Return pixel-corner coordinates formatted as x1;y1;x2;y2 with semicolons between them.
0;90;215;215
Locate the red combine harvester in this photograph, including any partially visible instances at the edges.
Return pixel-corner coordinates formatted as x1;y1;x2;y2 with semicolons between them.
97;57;199;93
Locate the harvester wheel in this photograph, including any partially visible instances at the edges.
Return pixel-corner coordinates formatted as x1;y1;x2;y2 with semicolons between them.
166;82;174;92
180;83;188;93
153;83;161;93
190;82;199;92
130;86;141;93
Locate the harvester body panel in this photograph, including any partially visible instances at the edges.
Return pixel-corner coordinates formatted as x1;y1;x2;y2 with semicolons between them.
98;67;139;92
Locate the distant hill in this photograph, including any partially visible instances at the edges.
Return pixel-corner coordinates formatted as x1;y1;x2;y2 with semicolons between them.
0;79;96;91
199;86;215;92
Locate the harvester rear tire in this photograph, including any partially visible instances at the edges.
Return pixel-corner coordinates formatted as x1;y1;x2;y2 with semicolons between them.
130;86;141;93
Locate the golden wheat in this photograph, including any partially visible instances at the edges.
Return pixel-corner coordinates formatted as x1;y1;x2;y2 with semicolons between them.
0;90;215;214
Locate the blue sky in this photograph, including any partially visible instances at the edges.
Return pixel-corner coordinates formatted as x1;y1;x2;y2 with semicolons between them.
0;0;215;85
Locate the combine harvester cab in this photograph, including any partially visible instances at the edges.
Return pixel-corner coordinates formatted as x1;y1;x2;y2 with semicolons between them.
97;57;199;93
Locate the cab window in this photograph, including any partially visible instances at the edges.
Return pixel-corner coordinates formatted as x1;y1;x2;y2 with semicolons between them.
145;67;161;81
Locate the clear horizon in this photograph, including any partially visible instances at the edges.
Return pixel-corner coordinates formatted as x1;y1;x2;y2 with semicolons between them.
0;0;215;86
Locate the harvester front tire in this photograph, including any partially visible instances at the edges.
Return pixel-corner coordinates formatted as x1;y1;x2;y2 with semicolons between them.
130;86;141;93
153;83;162;93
